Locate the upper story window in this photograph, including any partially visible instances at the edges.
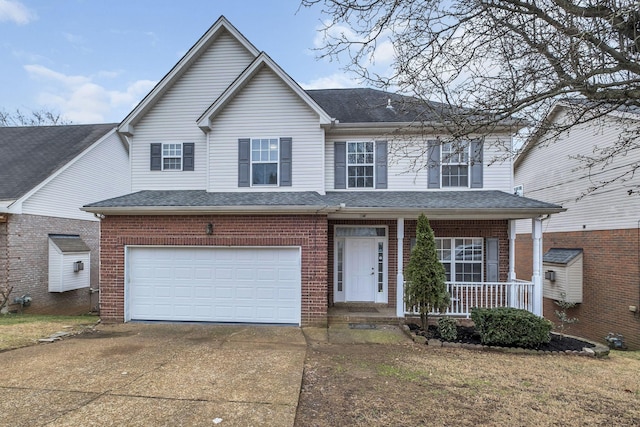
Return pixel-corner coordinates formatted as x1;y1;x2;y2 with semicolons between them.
347;141;374;188
150;142;194;171
427;139;483;189
251;138;279;185
162;143;182;170
334;140;387;190
441;141;469;187
238;137;292;188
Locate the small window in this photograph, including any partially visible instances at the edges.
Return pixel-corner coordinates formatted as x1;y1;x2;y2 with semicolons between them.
252;138;279;185
442;141;469;187
347;141;374;188
163;143;183;170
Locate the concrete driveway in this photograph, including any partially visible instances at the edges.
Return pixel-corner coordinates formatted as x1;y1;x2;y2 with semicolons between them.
0;323;307;427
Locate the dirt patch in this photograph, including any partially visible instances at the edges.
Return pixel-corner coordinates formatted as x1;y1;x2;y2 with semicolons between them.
295;341;640;426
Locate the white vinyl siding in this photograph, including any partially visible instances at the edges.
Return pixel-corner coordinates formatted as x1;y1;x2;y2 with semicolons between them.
208;67;325;192
130;30;255;192
325;135;512;192
515;109;640;234
21;131;130;221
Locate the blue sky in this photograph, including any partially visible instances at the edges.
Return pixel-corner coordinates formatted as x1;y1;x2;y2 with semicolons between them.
0;0;377;123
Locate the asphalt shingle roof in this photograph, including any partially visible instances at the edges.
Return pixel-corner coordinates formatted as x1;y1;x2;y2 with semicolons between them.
85;190;562;214
0;124;116;201
49;234;91;253
306;88;454;124
543;248;583;264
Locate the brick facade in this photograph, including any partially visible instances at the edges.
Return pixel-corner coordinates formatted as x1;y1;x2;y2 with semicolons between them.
516;230;640;350
3;214;99;315
99;214;328;326
327;219;510;307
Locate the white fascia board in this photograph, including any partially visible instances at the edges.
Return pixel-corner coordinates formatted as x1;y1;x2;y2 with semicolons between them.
0;199;19;213
118;16;260;137
13;128;118;212
327;207;566;220
197;52;333;132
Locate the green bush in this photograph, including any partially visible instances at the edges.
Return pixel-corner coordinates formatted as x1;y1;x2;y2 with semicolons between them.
437;317;458;341
470;307;553;348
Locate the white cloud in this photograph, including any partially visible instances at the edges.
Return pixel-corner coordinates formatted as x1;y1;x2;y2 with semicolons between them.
24;64;156;123
0;0;36;25
300;73;359;90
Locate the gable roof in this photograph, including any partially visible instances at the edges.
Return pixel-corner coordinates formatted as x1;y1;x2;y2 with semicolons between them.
514;99;640;168
119;16;260;136
0;124;116;202
197;52;332;131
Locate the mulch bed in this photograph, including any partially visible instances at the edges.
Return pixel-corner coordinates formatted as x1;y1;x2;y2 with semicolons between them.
408;324;596;352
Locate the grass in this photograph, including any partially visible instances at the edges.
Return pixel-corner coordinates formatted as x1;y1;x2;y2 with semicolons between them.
0;313;98;351
296;340;640;426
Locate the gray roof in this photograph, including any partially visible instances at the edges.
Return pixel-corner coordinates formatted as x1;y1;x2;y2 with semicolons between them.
85;190;327;208
543;248;583;264
324;191;561;210
49;234;90;253
306;88;455;124
0;123;116;201
84;190;563;217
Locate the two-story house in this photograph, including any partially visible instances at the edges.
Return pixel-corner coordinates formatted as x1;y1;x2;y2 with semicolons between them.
515;101;640;349
83;16;563;327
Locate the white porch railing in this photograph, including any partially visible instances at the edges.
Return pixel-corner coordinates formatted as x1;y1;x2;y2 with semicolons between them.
404;280;534;318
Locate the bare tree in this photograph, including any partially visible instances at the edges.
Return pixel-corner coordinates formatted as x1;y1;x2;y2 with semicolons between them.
301;0;640;194
0;108;70;127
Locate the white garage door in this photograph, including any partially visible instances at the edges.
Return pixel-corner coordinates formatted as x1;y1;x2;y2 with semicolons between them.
127;247;301;324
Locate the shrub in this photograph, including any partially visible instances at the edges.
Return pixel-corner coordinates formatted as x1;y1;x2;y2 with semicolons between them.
437;317;458;341
471;307;553;348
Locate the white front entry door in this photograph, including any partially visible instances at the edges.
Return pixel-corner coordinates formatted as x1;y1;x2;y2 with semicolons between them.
345;238;377;301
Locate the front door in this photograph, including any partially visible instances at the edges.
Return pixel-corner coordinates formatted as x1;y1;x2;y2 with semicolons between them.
345;238;377;301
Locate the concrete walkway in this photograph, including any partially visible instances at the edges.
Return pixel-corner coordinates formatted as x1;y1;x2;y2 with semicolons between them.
0;323;307;427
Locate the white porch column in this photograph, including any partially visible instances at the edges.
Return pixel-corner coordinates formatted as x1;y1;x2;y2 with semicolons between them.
531;217;543;316
396;218;405;317
508;220;517;281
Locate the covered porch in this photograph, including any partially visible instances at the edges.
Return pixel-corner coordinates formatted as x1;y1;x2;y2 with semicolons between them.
325;191;563;325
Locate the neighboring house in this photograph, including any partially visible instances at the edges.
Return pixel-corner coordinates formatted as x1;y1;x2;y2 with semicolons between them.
83;16;563;327
514;101;640;349
0;124;130;314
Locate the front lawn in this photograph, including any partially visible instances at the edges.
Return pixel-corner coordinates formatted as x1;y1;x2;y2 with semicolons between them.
0;314;98;351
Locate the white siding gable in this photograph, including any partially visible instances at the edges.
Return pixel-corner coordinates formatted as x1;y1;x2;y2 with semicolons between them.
22;131;129;221
208;67;325;192
515;108;640;233
130;30;256;192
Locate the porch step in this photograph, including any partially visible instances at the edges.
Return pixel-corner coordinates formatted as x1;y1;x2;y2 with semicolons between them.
327;304;400;327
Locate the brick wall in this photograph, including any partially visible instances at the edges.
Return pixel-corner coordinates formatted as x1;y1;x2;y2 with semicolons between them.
404;219;510;282
5;214;99;314
326;219;510;308
516;229;640;350
99;214;328;326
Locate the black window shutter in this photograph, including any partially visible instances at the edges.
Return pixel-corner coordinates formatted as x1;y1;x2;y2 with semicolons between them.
427;140;440;188
150;143;161;171
334;141;346;189
470;139;483;188
238;138;250;187
182;143;194;171
375;140;388;189
486;238;499;282
280;137;292;186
